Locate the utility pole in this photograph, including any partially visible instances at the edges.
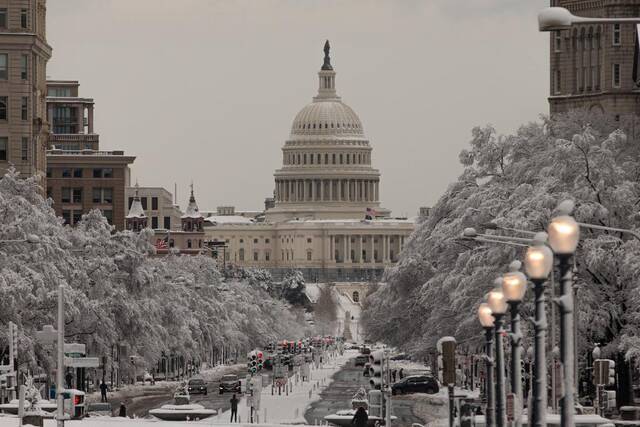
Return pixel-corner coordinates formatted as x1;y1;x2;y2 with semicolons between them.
384;348;391;427
56;285;65;427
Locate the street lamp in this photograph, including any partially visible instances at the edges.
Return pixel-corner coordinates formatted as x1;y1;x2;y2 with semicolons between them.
548;200;580;427
478;303;495;427
524;232;554;427
502;261;527;427
538;6;640;31
487;283;508;427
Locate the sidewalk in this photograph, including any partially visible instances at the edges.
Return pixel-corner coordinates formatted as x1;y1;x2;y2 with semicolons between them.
219;350;354;424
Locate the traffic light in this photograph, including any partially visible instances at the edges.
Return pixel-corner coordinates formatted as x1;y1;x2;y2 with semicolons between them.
130;356;136;365
369;350;383;390
247;351;257;374
256;351;264;371
594;359;616;386
9;323;17;368
607;360;616;386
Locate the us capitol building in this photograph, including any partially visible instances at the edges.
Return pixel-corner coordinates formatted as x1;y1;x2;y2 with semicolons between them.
136;42;415;282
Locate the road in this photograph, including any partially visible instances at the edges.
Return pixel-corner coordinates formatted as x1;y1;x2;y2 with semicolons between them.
304;357;426;426
99;365;248;418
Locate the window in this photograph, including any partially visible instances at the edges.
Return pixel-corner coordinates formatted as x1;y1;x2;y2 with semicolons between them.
46;187;52;199
92;188;112;203
72;211;82;225
554;31;562;52
20;137;27;161
20;55;27;80
73;168;82;178
93;169;102;178
307;238;312;243
325;153;328;164
72;188;82;203
62;210;71;225
253;251;259;261
613;24;621;46
21;97;27;121
307;250;312;261
265;238;270;243
102;210;113;224
554;69;561;94
61;188;71;203
0;137;6;161
352;291;360;303
164;216;170;229
0;96;7;120
169;239;175;248
151;216;158;229
613;63;621;88
332;154;336;164
239;248;245;261
239;239;244;243
265;251;270;261
0;9;6;28
63;168;73;177
20;9;27;29
187;239;192;249
46;168;51;178
151;197;158;210
0;54;7;80
103;168;113;178
141;197;147;210
339;154;343;164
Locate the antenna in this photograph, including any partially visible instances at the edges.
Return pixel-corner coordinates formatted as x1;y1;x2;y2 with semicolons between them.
174;183;177;205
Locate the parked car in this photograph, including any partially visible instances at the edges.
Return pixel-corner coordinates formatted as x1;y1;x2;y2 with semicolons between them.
391;375;439;395
354;355;369;367
86;403;112;417
363;362;371;377
219;374;241;394
187;378;208;395
360;346;371;355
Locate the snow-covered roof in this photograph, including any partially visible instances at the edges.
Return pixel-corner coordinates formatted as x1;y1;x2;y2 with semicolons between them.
182;187;203;219
288;218;415;225
204;216;256;225
126;184;147;219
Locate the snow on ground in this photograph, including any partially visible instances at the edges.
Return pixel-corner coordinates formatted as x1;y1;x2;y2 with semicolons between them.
0;416;312;427
219;350;355;425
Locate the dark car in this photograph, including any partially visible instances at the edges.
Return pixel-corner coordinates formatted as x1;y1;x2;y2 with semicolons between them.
391;375;439;395
219;374;241;394
187;378;208;395
354;355;369;366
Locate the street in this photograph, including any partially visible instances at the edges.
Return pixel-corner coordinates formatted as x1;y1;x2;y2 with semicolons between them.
304;356;426;426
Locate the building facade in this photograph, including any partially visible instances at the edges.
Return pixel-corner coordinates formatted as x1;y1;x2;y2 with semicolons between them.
201;42;415;282
124;186;182;231
46;80;135;230
549;0;640;118
0;0;51;180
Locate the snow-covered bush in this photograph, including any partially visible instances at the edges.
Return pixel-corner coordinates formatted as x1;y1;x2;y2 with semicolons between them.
0;168;304;371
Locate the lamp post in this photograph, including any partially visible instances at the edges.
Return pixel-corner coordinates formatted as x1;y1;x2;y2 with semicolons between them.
502;261;527;427
524;232;554;427
478;303;495;427
487;283;508;427
538;6;640;31
548;200;580;427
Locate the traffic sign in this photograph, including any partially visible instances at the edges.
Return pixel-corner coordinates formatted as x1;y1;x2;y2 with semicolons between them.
64;357;99;368
64;343;86;355
507;393;515;422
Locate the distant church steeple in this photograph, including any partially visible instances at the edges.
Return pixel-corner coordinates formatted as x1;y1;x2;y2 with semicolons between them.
126;182;148;232
181;182;204;232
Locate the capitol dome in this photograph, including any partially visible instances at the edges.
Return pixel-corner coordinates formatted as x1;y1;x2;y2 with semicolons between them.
290;101;364;138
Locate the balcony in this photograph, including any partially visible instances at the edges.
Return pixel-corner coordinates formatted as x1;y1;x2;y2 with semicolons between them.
49;134;99;143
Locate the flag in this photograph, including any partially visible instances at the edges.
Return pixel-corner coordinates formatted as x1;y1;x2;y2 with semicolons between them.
365;207;376;220
156;239;168;250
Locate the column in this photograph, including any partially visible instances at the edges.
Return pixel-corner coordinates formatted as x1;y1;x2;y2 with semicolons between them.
385;236;390;261
320;180;324;201
88;104;94;134
343;235;348;263
382;235;387;262
337;180;342;201
330;235;335;262
346;235;352;263
358;235;363;263
328;179;333;201
369;235;375;263
76;104;84;134
375;181;379;201
345;179;350;202
311;180;316;201
302;179;307;201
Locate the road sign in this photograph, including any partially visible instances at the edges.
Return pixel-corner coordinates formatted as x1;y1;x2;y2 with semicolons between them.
64;357;99;368
64;343;86;355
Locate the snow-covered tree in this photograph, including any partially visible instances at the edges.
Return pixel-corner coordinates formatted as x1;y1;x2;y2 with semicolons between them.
361;111;640;402
0;168;305;374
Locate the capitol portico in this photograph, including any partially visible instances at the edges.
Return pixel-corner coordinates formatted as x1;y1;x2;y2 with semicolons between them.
140;41;417;282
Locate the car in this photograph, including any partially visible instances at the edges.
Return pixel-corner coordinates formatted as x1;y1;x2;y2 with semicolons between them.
363;362;371;377
354;355;369;366
187;378;208;395
86;402;112;417
391;375;439;395
360;346;371;355
219;374;241;394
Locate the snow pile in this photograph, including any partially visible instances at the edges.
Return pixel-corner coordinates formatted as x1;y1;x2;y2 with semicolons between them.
0;169;305;373
362;111;640;363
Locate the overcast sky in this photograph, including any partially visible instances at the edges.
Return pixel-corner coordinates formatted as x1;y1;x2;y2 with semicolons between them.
47;0;549;216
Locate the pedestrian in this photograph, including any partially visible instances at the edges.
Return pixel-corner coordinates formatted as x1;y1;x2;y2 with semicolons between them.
100;380;109;403
65;371;73;389
391;369;397;382
399;368;404;379
351;406;368;427
118;402;127;417
230;393;238;423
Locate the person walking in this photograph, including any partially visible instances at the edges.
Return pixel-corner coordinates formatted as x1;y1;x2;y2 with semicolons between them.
118;402;127;417
230;393;239;422
391;369;397;382
399;368;404;380
100;380;109;403
351;406;368;427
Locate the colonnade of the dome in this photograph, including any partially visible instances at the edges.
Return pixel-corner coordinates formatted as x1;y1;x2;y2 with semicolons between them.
274;178;379;203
